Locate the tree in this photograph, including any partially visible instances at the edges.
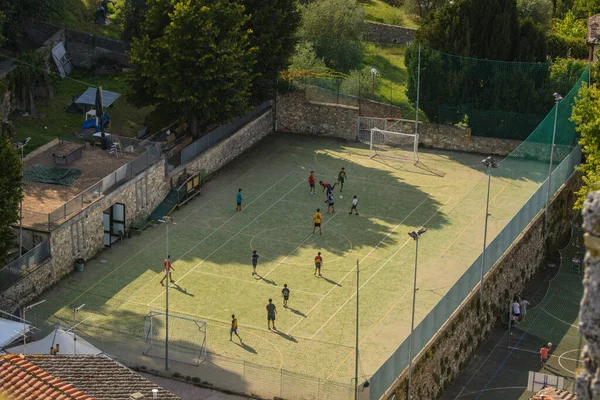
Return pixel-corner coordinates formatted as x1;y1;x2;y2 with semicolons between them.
407;0;445;18
417;0;520;61
0;134;23;266
571;84;600;209
126;0;256;137
515;18;548;62
517;0;553;25
118;0;149;42
0;0;57;47
299;0;365;72
243;0;301;104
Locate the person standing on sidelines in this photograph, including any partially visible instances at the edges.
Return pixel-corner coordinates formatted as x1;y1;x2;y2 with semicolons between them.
160;255;175;286
313;208;323;235
519;297;531;319
337;167;347;192
266;298;277;330
349;195;359;215
251;250;259;276
314;252;323;276
236;189;243;211
282;284;290;308
308;171;316;194
512;297;521;321
540;343;551;368
230;314;242;342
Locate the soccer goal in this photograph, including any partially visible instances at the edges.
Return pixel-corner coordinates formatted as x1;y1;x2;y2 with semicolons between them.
367;128;419;164
143;311;207;365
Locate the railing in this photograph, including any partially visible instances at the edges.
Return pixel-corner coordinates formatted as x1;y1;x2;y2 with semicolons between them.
0;240;51;291
368;145;582;400
46;142;162;229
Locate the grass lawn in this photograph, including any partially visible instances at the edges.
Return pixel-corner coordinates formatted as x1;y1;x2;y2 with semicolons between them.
359;0;420;28
13;69;152;154
30;133;547;399
47;0;123;40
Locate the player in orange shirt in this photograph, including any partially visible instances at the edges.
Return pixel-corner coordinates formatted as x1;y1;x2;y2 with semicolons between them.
540;343;551;368
160;255;175;286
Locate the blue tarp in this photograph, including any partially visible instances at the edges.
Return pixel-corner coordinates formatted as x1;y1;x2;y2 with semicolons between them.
82;114;111;132
75;88;121;107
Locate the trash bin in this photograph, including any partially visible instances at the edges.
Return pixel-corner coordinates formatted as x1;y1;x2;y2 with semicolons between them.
75;258;85;272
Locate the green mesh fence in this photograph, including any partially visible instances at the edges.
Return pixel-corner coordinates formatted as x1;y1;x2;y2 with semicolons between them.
368;62;588;400
405;45;589;140
24;164;82;186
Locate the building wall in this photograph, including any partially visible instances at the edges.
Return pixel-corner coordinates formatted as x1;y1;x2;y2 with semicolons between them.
364;22;416;44
0;161;168;312
385;172;581;400
277;92;521;156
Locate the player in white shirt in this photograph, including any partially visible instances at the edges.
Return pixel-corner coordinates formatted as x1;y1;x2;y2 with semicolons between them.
349;195;359;215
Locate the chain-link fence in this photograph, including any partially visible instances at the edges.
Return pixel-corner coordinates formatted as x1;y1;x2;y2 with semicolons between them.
0;240;51;291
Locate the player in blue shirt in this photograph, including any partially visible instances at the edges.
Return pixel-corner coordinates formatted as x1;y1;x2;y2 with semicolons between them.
251;250;259;275
236;189;243;211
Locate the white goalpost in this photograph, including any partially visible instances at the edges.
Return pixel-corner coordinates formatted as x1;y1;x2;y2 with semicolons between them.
368;127;419;164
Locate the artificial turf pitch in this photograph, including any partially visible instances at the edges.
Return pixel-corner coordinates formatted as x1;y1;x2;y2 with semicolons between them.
31;133;547;396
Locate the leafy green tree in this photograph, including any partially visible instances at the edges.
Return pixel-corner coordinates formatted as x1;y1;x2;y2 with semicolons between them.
571;83;600;208
300;0;365;72
417;0;520;61
517;0;553;25
516;18;548;61
118;0;149;42
290;41;328;72
126;0;256;137
0;134;23;266
243;0;301;104
0;0;56;47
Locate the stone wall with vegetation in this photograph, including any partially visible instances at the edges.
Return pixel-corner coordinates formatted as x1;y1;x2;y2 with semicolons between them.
384;172;581;399
364;22;416;44
577;192;600;399
277;92;521;156
0;161;168;312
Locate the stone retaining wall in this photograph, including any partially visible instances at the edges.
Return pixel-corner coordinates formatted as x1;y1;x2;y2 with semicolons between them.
385;172;581;399
364;22;416;44
277;92;521;156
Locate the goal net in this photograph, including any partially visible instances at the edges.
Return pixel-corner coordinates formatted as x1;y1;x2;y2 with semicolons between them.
143;311;207;365
367;128;419;164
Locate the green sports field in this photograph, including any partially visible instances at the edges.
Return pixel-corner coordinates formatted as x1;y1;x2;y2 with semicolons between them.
31;133;548;397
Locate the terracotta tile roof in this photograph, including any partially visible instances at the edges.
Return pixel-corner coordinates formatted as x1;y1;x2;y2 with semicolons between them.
25;354;180;400
531;387;576;399
0;353;92;399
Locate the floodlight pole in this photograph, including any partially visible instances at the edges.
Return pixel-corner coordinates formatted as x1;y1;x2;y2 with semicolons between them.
371;68;378;95
22;299;45;355
407;228;427;399
159;216;174;371
354;259;359;400
545;93;562;230
73;304;85;354
480;157;498;304
415;43;421;136
14;137;31;257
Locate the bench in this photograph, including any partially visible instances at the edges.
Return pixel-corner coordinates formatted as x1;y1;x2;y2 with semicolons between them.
128;215;151;236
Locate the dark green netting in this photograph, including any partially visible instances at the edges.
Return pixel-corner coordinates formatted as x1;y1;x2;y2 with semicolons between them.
24;165;82;186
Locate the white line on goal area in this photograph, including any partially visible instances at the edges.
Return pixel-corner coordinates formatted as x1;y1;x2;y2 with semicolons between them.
309;196;453;339
286;194;435;335
66;170;295;310
147;178;306;306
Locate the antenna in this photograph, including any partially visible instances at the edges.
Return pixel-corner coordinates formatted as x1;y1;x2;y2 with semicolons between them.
72;304;85;354
22;299;46;355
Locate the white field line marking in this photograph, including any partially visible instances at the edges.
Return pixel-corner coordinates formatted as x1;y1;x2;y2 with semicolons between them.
65;171;294;309
286;193;433;335
185;269;323;297
310;197;452;339
259;211;340;281
117;172;295;305
148;178;306;306
542;308;579;328
506;346;579;362
456;387;528;398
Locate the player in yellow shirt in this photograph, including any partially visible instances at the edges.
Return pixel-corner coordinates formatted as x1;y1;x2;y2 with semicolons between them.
313;208;323;235
229;314;242;343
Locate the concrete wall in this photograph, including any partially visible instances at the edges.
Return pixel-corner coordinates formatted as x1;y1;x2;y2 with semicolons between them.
385;172;581;400
23;19;130;69
364;22;416;44
0;161;168;312
577;192;600;399
277;92;521;156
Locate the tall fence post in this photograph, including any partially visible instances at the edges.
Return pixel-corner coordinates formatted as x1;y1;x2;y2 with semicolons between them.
280;369;283;398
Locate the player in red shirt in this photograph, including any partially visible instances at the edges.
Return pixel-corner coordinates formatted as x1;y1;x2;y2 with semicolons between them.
308;171;316;194
319;181;337;198
160;255;175;286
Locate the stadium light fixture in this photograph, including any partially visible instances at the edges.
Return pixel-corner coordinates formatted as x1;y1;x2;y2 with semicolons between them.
406;227;427;399
480;157;499;305
545;93;562;228
158;216;175;371
370;67;378;95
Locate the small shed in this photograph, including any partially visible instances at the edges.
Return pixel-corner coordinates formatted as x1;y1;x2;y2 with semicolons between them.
586;14;600;61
